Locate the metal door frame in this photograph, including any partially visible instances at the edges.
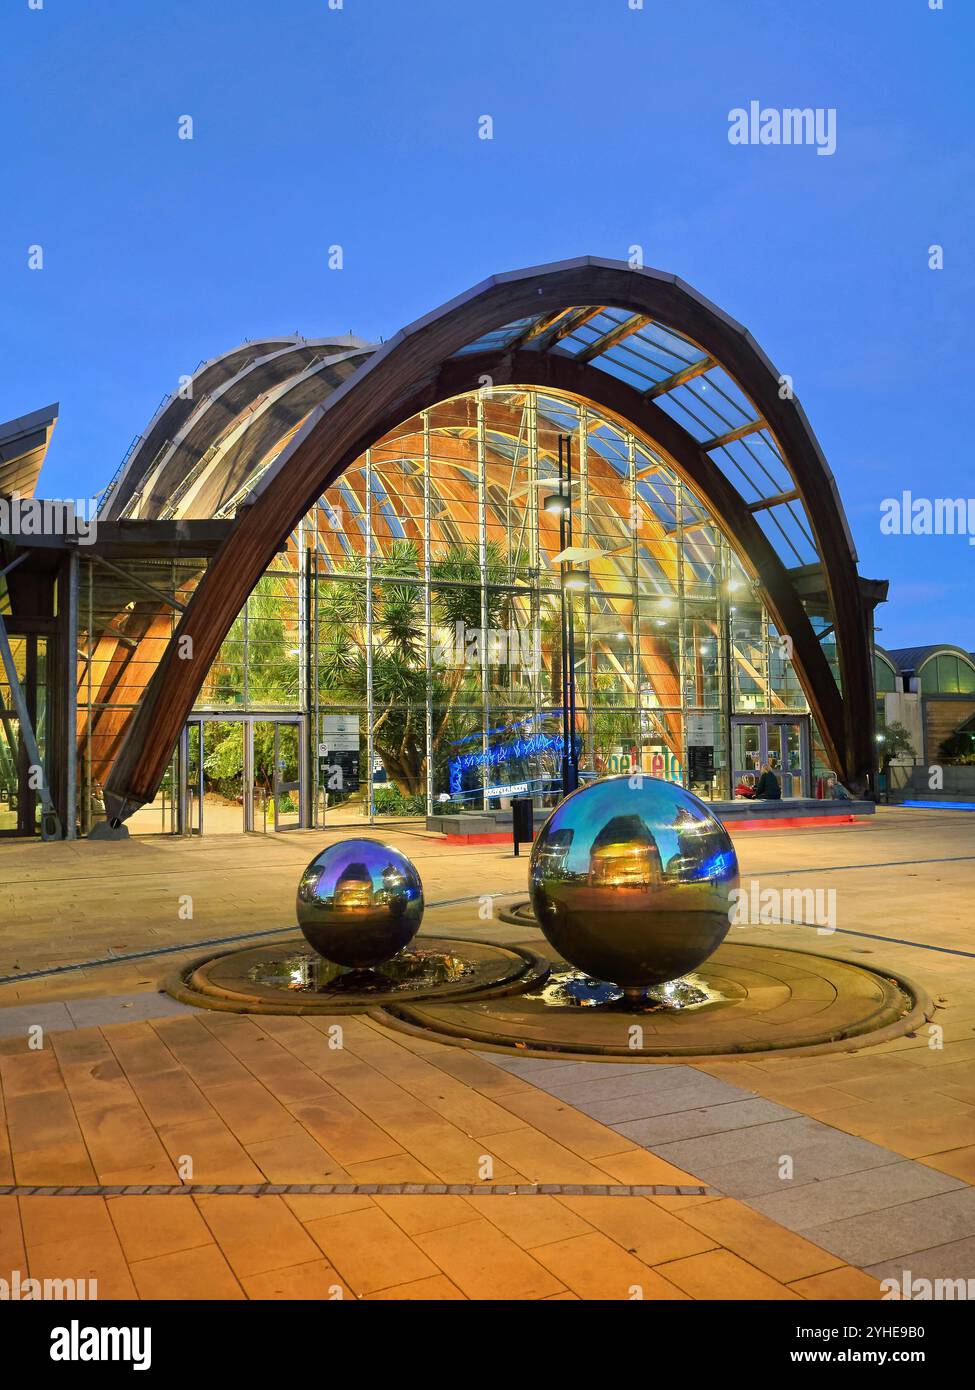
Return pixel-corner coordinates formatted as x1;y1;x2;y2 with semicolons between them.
179;713;308;834
731;714;810;798
272;718;304;831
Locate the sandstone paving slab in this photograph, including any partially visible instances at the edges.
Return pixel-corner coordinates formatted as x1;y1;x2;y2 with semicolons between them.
192;1194;322;1278
653;1247;800;1300
127;1242;245;1300
27;1229;138;1300
803;1187;975;1267
106;1193;213;1263
920;1146;975;1184
242;1258;353;1300
463;1192;591;1248
676;1197;842;1282
362;1272;466;1300
749;1160;967;1231
527;1230;689;1301
554;1194;719;1266
788;1267;883;1300
414;1216;566;1300
304;1204;441;1295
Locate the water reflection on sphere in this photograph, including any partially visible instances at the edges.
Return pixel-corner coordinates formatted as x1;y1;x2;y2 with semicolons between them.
296;839;424;968
529;776;738;988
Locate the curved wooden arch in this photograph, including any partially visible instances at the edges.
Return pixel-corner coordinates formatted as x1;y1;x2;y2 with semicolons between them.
104;258;873;820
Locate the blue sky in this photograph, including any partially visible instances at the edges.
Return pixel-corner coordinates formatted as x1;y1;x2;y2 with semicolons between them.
2;0;972;649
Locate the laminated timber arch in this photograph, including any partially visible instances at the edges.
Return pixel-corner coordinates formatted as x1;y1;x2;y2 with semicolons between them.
103;257;876;822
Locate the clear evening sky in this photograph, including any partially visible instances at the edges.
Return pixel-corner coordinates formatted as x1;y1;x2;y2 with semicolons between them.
2;0;972;649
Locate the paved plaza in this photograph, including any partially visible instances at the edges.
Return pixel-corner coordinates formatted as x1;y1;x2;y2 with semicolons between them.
1;807;974;1300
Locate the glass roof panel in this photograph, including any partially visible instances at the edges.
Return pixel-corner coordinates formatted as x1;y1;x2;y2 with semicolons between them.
598;338;691;383
709;432;793;501
755;500;818;568
670;380;755;439
451;315;541;356
652;391;716;444
694;365;756;420
586;352;663;391
557;312;622;355
443;309;819;571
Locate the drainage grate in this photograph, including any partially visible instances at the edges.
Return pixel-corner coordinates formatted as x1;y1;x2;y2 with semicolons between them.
2;1181;710;1198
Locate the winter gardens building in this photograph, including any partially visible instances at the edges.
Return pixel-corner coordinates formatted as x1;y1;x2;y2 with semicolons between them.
0;257;889;840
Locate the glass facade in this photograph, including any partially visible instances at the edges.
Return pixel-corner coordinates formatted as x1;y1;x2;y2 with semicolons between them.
76;556;204;834
188;387;825;827
920;653;975;695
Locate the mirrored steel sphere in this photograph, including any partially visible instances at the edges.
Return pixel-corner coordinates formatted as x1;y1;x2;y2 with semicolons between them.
296;839;424;969
529;776;738;988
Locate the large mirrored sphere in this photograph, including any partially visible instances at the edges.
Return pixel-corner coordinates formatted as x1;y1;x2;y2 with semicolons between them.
296;839;424;969
529;776;739;988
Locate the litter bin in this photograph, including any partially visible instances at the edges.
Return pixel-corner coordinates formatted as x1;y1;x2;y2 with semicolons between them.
511;796;534;857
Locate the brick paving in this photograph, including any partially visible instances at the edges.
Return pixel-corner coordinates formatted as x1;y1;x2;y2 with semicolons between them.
0;1010;873;1300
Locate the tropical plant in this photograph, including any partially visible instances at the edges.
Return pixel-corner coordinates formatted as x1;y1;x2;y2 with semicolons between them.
316;540;514;794
202;575;301;797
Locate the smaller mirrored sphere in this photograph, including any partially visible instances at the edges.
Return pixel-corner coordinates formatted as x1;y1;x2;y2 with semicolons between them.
529;776;739;988
296;839;424;969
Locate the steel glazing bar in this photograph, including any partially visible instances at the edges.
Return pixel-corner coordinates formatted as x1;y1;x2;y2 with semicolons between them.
89;553;187;613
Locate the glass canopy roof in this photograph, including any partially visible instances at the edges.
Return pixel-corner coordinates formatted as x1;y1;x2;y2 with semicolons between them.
450;305;819;570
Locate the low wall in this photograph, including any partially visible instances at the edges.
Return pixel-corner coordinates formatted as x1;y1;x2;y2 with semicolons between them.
889;763;975;800
427;796;874;842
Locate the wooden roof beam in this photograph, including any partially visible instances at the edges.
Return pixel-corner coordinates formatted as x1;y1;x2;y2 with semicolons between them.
747;488;801;513
528;307;605;352
644;356;716;399
704;418;766;451
574;313;652;364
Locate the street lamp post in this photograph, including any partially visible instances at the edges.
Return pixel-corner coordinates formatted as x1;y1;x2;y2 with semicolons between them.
545;434;579;799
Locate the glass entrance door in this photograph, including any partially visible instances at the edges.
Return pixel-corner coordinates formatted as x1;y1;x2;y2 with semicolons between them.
272;721;302;830
181;716;306;834
771;719;807;798
731;716;809;798
731;721;763;796
181;719;205;834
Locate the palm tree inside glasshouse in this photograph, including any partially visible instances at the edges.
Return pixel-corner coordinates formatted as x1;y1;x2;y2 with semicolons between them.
316;540;517;796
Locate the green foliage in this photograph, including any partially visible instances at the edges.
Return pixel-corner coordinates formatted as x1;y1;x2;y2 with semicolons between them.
938;728;975;764
317;540;512;794
372;784;427;816
876;719;917;768
208;574;301;709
